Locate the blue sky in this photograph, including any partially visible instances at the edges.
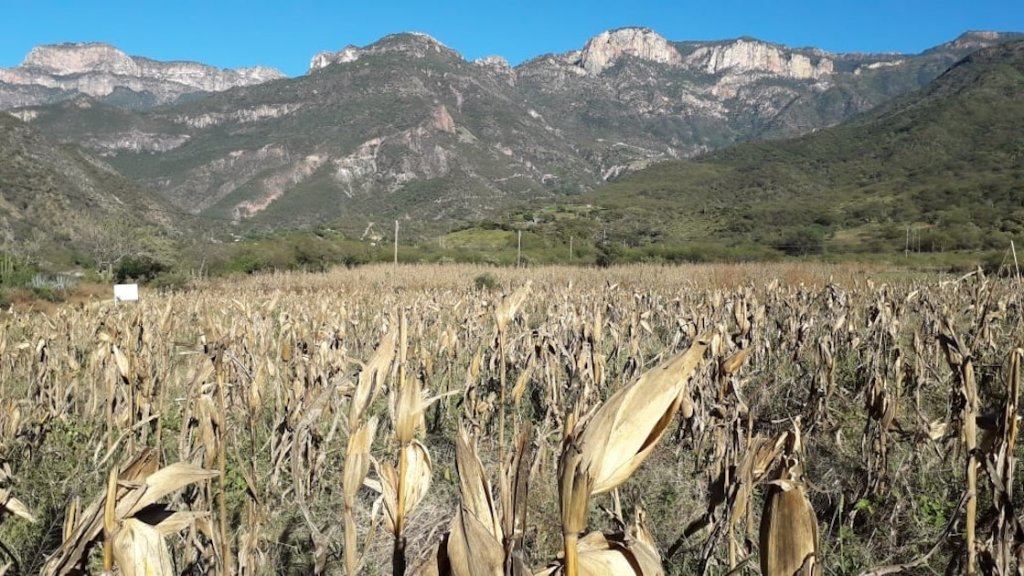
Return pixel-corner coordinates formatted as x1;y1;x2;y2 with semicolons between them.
1;0;1021;76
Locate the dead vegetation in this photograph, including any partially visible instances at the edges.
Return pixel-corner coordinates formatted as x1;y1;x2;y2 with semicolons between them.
0;263;1021;575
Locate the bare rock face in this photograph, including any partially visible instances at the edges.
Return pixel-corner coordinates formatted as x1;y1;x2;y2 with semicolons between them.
23;43;140;75
81;130;190;155
578;28;683;74
309;33;460;72
683;39;833;79
474;55;511;70
948;30;1006;51
309;46;361;71
0;42;285;109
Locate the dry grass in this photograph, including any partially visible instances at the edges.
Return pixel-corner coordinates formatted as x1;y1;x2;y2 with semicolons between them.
0;263;1019;575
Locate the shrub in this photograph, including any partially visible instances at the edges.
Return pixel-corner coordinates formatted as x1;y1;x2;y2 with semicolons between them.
595;242;623;267
474;273;498;291
149;272;192;292
774;227;826;256
115;255;168;283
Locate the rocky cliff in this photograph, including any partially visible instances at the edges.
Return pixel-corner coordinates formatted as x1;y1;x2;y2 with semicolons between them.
578;28;684;74
10;29;1020;237
0;42;284;110
682;38;833;79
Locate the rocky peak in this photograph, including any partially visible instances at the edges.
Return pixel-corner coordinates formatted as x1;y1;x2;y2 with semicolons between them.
473;55;512;71
23;43;139;76
309;32;460;72
578;28;683;75
946;31;1010;51
683;38;833;79
309;46;361;71
0;42;284;109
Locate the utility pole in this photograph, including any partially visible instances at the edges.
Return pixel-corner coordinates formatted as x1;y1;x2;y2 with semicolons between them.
1012;240;1020;285
517;230;522;268
394;220;399;268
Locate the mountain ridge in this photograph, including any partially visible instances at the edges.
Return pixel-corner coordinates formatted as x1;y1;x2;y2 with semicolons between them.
7;28;1021;239
521;39;1024;257
0;42;285;110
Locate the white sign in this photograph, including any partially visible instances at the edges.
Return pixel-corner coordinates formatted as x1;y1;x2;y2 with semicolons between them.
113;284;139;302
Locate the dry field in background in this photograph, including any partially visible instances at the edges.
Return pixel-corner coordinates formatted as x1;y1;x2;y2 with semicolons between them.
0;263;1021;575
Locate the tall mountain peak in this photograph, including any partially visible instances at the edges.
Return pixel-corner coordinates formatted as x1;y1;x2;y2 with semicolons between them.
309;32;461;72
578;27;682;74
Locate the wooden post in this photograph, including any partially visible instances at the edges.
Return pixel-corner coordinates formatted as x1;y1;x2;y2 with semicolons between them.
1012;240;1020;286
569;236;574;261
394;220;399;268
517;230;522;268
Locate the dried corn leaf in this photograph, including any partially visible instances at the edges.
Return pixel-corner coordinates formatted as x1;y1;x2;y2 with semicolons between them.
536;531;664;576
759;482;819;576
0;489;35;522
496;282;532;332
112;345;131;381
447;507;505;576
352;333;396;422
392;374;425;446
454;428;501;538
379;441;433;533
573;334;708;495
42;451;213;576
112;517;175;576
344;417;378;503
721;347;754;376
760;428;820;576
122;462;218;517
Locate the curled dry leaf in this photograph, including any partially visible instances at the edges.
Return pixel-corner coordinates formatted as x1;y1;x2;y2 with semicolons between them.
453;428;501;538
759;427;820;576
446;507;505;576
379;440;433;533
496;282;532;333
559;334;708;576
344;417;379;505
42;450;216;576
111;517;175;576
563;333;709;498
392;374;425;447
352;332;396;423
0;488;35;523
721;347;754;376
536;531;664;576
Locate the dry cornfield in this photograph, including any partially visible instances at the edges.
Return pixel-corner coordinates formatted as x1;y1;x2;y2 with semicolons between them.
0;263;1021;575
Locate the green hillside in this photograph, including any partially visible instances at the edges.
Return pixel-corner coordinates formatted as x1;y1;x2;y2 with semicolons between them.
523;40;1024;259
0;112;185;267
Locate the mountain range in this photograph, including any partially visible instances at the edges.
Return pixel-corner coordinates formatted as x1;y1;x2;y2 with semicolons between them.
0;42;283;109
0;28;1022;266
521;38;1024;259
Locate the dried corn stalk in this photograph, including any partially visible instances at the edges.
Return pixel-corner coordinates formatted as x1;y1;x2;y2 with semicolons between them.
44;449;215;576
559;334;708;576
978;346;1022;574
760;423;820;576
